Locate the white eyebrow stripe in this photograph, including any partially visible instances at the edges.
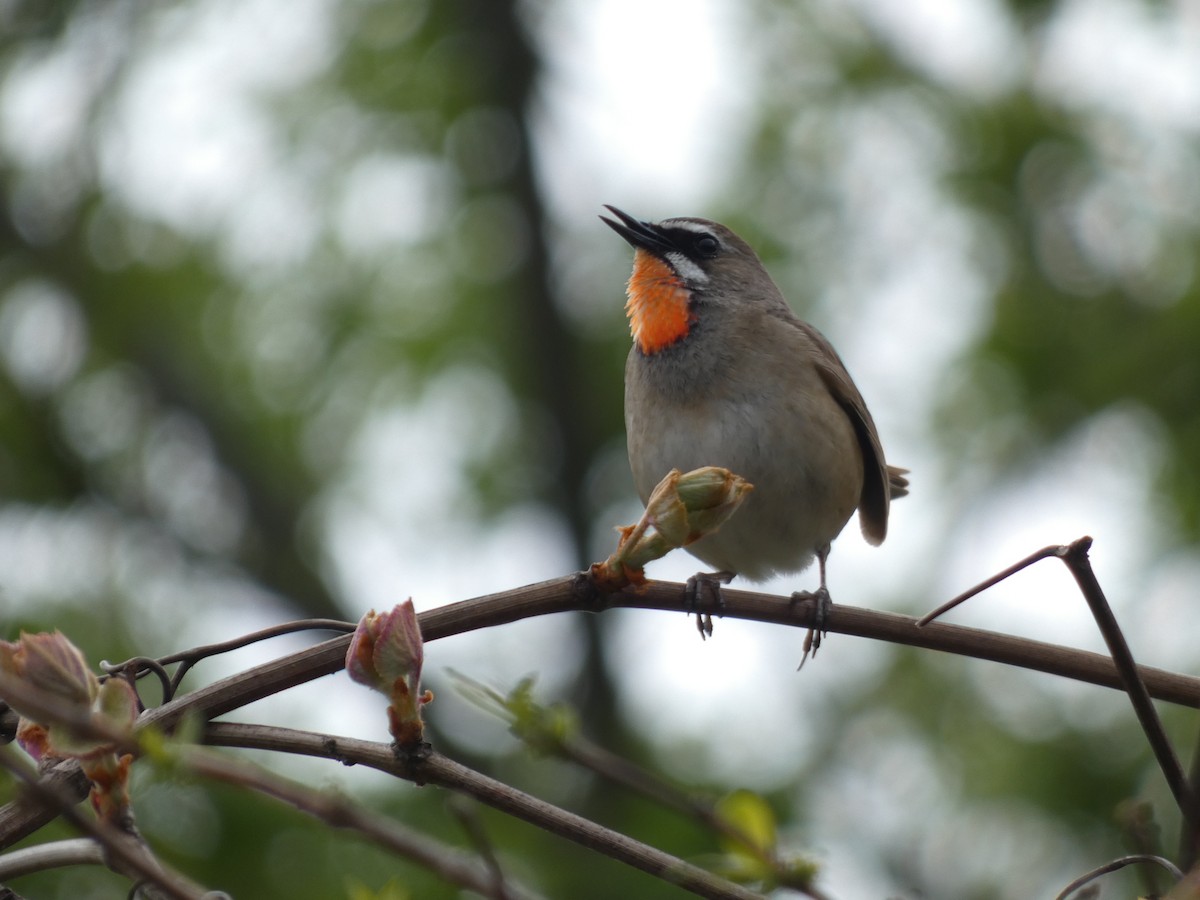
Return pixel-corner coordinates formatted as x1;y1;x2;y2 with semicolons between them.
661;219;713;236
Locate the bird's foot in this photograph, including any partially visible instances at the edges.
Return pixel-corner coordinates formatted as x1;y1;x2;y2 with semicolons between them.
790;586;831;669
684;571;733;640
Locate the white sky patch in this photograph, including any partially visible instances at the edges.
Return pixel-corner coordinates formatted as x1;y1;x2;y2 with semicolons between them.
937;405;1169;651
0;38;95;166
98;0;335;240
335;155;450;257
611;600;898;787
0;280;87;395
304;370;549;610
850;0;1025;97
1038;0;1200;130
533;0;754;217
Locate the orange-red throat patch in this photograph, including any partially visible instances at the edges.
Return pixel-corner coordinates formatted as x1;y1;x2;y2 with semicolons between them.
625;249;694;354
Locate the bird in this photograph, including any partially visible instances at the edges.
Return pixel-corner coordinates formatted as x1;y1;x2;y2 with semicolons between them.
601;205;908;653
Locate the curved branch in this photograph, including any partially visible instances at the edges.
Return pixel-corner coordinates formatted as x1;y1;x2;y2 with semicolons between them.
175;739;534;900
0;838;104;879
202;722;766;900
6;574;1200;851
0;747;205;899
147;575;1200;732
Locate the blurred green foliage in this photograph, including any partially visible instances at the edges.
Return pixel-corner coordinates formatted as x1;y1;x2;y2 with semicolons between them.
1;0;1199;897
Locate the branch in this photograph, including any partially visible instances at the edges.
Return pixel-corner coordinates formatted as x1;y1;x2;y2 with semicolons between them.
0;747;205;900
0;676;529;899
447;797;519;900
437;577;1200;707
922;538;1200;834
1054;853;1183;899
0;762;91;854
1057;538;1198;829
7;574;1200;850
452;674;824;896
0;666;764;899
173;740;533;900
142;576;1200;736
102;618;354;703
0;838;104;879
203;722;766;900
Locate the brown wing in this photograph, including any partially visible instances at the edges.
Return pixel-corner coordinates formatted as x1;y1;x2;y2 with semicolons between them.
798;321;897;546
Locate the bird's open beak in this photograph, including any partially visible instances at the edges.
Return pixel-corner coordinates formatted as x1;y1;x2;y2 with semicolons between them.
600;206;675;255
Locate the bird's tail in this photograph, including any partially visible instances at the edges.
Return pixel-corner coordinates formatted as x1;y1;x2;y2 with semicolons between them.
887;466;910;500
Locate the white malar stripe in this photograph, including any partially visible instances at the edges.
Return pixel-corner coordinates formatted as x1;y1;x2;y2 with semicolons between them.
667;251;709;285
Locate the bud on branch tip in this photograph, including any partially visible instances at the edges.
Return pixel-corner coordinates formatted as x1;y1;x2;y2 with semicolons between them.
347;600;434;748
0;630;96;711
590;467;753;591
0;630;138;824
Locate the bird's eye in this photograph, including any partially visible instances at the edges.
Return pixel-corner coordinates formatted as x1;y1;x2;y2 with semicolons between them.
694;235;719;258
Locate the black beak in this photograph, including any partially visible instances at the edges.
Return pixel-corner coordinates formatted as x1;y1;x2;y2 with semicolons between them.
600;205;675;255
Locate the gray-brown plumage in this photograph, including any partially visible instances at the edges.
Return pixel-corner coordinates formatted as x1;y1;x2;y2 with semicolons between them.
603;206;907;598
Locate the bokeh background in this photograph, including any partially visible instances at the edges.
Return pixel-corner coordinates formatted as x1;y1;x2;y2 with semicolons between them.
3;0;1200;897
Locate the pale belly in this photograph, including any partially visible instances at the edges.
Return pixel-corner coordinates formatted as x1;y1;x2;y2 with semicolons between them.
626;394;863;581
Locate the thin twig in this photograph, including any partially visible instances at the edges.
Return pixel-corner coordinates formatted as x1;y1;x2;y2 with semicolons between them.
203;721;765;900
562;736;828;899
448;797;519;900
1057;538;1198;829
1116;801;1170;897
920;538;1199;834
1053;853;1183;899
916;543;1066;627
100;658;173;707
450;673;824;897
174;742;535;900
1183;725;1200;868
0;838;104;879
102;619;356;702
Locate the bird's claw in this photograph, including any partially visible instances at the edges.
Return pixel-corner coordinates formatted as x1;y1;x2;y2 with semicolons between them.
684;571;733;641
792;586;831;669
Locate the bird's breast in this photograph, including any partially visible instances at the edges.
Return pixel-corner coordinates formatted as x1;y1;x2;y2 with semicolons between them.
625;354;864;579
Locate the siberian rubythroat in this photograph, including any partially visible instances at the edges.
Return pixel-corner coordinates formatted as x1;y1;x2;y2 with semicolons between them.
602;206;908;644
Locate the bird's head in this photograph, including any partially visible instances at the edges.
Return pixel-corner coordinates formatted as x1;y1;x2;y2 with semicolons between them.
601;206;767;355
